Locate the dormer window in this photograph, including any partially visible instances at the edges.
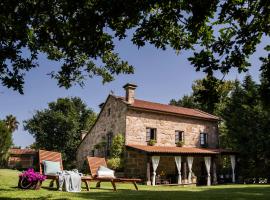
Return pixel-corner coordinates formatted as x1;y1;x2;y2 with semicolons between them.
200;133;208;147
146;128;156;141
175;131;184;143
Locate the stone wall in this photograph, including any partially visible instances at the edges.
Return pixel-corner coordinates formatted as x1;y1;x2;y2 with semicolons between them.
125;149;148;179
126;109;219;148
76;95;127;169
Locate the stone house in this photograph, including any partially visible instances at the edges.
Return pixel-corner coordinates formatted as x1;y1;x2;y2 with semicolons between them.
77;83;236;185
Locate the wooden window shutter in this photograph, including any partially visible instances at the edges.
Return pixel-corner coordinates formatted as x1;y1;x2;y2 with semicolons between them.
175;131;179;143
146;128;151;141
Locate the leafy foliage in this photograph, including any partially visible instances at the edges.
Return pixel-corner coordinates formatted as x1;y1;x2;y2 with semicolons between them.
1;1;269;94
4;115;19;132
172;74;270;180
24;97;96;168
170;76;235;114
107;157;123;171
107;134;124;170
0;120;12;167
110;134;124;158
220;75;270;180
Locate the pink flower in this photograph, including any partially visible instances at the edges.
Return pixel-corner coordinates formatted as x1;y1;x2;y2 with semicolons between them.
19;168;46;183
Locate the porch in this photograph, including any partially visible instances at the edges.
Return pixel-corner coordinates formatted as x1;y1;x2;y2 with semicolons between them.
126;145;236;186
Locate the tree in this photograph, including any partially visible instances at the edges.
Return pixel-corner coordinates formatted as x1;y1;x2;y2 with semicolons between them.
4;115;19;132
24;97;96;168
170;77;235;114
220;75;270;180
0;120;13;167
259;48;270;108
170;95;200;109
1;1;269;94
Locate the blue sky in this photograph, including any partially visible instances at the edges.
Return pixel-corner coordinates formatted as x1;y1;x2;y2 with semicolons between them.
0;36;267;148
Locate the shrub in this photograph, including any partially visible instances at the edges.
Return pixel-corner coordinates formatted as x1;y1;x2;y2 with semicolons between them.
110;134;124;158
107;157;123;170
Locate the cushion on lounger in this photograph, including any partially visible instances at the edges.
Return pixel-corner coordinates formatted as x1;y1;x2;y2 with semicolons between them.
43;160;61;175
97;166;115;178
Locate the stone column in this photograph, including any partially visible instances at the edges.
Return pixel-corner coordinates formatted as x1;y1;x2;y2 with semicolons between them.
146;159;151;185
212;157;218;185
183;161;187;184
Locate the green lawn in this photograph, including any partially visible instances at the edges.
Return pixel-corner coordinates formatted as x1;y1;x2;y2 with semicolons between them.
1;169;270;200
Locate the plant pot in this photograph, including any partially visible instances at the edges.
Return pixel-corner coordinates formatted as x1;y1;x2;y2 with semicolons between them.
18;177;42;190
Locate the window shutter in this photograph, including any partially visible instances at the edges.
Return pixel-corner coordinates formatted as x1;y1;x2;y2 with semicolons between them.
146;128;151;141
175;131;179;143
182;131;185;142
204;133;208;145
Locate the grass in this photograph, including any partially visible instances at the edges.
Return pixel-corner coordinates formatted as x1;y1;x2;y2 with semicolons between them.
1;169;270;200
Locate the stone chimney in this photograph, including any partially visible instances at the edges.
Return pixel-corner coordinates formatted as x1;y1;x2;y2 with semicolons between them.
81;130;88;140
123;83;137;104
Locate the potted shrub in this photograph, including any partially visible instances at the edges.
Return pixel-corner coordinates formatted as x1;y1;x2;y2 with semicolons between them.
176;141;184;147
148;139;156;146
18;168;46;190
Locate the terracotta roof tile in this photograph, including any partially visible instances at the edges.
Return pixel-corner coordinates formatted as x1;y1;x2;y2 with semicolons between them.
9;148;36;155
126;144;235;155
116;96;219;121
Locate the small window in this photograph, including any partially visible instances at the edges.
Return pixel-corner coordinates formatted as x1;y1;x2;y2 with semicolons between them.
107;108;111;116
146;128;157;141
106;132;113;156
200;133;208;147
175;131;184;143
91;149;95;157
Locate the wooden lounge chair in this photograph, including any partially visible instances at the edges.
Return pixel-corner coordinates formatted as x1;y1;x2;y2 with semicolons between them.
87;156;141;191
38;150;92;191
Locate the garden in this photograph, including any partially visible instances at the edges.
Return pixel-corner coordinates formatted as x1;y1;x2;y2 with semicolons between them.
1;169;270;200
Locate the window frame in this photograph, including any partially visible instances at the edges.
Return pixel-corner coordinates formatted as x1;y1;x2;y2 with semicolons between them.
200;132;208;147
175;130;184;144
106;132;113;156
146;127;157;141
107;108;111;116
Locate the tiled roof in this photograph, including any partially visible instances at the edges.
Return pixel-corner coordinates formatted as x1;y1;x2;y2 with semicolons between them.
9;148;36;155
126;144;235;155
117;96;219;121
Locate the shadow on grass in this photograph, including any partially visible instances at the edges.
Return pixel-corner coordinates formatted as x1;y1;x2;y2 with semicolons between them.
76;185;270;200
1;185;270;200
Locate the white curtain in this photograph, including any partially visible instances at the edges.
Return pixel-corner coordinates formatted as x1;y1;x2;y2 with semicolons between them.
151;156;160;186
174;156;182;184
187;156;194;184
230;155;236;183
204;157;211;186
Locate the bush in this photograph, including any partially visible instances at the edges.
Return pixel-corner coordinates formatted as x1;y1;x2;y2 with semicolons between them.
110;134;124;158
107;157;123;171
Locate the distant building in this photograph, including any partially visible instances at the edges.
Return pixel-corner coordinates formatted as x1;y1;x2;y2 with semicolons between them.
8;148;37;169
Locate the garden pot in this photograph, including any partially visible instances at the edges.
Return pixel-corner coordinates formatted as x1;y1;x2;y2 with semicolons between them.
18;176;42;190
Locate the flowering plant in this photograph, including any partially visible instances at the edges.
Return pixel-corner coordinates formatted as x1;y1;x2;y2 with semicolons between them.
19;168;46;183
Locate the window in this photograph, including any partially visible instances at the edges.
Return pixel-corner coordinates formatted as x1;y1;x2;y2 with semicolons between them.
146;128;157;141
106;132;113;156
107;108;111;116
175;131;184;143
200;133;208;147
